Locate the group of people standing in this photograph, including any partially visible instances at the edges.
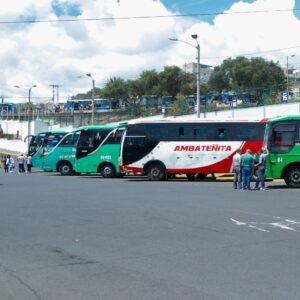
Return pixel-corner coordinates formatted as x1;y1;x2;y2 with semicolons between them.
232;147;269;191
1;154;32;174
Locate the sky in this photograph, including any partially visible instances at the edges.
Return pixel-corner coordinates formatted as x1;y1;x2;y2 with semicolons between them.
1;0;300;102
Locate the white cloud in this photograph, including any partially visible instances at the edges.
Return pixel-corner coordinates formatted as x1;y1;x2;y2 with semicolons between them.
169;0;299;67
0;0;299;103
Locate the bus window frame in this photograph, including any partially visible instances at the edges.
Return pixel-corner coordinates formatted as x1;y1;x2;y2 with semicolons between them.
58;131;80;148
269;122;297;154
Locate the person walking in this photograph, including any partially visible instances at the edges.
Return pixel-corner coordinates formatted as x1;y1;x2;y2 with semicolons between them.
26;154;32;173
241;149;254;190
7;155;14;173
4;156;8;173
17;153;25;173
1;156;8;173
255;147;269;190
232;148;242;190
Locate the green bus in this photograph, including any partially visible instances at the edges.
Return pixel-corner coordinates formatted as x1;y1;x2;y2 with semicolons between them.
264;115;300;188
40;124;126;176
74;124;126;178
27;131;66;169
40;129;80;175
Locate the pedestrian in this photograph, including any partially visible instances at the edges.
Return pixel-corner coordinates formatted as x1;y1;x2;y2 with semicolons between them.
253;150;260;180
232;148;242;189
26;154;32;173
241;149;254;190
17;153;25;173
4;156;8;172
255;147;269;190
1;156;6;171
6;155;14;173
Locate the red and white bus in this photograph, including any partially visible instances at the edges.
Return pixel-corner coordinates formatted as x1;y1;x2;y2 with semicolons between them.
119;119;267;181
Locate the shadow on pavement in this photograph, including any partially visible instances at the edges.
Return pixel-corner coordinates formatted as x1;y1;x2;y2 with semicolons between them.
267;185;295;189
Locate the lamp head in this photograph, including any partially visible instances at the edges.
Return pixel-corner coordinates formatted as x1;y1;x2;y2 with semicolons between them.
191;34;198;39
86;73;92;77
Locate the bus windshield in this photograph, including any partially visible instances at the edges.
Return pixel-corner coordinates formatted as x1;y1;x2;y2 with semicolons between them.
28;132;65;155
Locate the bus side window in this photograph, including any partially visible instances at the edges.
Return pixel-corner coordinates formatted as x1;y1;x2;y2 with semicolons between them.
104;129;124;145
271;123;296;153
179;128;184;136
297;124;300;142
218;128;225;138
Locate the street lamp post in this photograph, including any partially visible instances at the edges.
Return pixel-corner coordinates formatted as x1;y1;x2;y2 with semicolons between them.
86;73;95;125
15;85;37;147
192;34;200;118
287;54;295;91
169;34;201;118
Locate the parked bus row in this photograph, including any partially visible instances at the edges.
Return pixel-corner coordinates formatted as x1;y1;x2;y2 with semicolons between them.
27;115;300;188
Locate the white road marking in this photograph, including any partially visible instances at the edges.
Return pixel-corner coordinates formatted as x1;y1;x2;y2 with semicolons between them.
231;217;300;233
230;218;269;232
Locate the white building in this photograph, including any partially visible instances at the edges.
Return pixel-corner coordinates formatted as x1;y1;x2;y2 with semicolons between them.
182;62;214;84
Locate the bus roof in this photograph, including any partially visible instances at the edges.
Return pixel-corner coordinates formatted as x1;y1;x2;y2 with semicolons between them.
128;118;268;125
267;115;300;123
78;123;125;131
37;130;66;135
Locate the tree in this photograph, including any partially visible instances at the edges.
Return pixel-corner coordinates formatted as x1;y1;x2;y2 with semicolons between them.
138;70;160;95
168;93;192;116
101;77;129;107
158;66;185;97
208;56;285;92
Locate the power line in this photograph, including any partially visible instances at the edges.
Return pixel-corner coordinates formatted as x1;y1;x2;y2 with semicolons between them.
203;45;300;60
0;8;299;24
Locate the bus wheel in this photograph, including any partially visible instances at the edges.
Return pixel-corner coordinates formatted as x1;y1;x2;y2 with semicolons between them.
284;166;300;188
100;164;116;178
187;174;196;181
197;173;208;180
146;164;165;181
59;162;72;176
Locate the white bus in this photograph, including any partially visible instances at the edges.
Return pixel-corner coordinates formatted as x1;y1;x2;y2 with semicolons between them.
119;119;267;181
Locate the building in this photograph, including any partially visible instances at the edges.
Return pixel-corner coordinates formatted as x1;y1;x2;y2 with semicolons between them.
182;62;214;84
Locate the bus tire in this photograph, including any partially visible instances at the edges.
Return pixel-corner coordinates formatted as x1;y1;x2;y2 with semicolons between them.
59;162;73;176
187;174;196;181
100;163;116;178
284;166;300;188
146;163;166;181
197;173;208;180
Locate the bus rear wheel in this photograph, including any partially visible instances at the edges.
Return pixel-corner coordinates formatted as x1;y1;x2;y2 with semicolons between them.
284;166;300;188
187;174;196;181
146;164;166;181
59;162;72;176
100;164;116;178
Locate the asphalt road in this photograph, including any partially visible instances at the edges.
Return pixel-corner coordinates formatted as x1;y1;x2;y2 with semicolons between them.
0;170;299;300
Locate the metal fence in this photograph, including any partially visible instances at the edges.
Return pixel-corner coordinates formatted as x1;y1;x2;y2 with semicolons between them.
1;88;300;127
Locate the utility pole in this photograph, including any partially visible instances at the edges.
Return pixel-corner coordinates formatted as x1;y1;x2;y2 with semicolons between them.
49;84;62;104
286;54;295;91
